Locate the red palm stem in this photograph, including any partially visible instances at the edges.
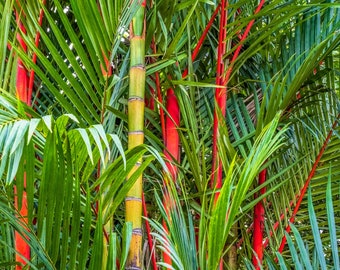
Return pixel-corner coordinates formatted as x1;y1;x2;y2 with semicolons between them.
142;193;157;270
252;169;267;269
211;0;228;196
151;38;166;139
27;0;46;106
164;88;180;179
262;200;295;248
182;3;221;78
223;0;265;85
211;0;266;202
14;10;30;270
162;87;180;267
277;113;340;253
161;4;220;264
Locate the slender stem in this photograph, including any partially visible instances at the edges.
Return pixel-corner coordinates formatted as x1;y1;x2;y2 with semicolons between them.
162;87;180;267
211;0;228;198
164;88;180;179
277;114;340;254
125;1;146;268
27;0;46;106
262;200;295;248
151;38;166;139
252;169;267;269
222;0;265;85
14;9;30;270
182;4;221;78
142;193;157;270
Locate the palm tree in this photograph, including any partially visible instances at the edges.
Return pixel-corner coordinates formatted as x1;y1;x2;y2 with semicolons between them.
0;0;339;269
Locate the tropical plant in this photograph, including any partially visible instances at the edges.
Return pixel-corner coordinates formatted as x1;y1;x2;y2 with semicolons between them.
0;0;340;270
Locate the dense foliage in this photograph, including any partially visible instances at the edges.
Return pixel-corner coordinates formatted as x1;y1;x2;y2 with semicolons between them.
0;0;339;269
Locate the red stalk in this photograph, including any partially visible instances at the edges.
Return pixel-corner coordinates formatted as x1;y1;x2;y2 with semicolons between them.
142;193;157;270
222;0;265;85
277;113;340;254
211;0;228;198
211;0;266;189
182;3;221;78
151;38;166;139
208;3;265;268
15;12;28;103
210;3;228;269
252;169;267;269
161;4;219;265
13;184;29;270
14;10;30;270
236;198;294;249
100;51;113;78
27;0;46;106
262;200;295;248
164;88;180;179
162;87;180;267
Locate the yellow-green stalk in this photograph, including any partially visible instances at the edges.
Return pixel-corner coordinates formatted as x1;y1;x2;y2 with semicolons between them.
125;1;146;269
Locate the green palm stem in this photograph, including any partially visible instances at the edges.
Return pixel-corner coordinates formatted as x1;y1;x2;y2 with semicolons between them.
277;113;340;255
252;169;267;269
14;9;31;270
141;38;160;270
125;1;146;268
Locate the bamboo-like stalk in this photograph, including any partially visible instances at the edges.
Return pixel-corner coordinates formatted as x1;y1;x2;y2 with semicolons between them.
252;169;267;269
125;1;146;269
139;37;161;270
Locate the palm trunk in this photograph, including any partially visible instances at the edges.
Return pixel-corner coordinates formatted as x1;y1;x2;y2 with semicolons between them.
164;88;180;180
14;11;30;270
252;169;267;269
125;1;146;269
162;87;180;267
211;2;228;268
14;6;46;268
211;0;228;197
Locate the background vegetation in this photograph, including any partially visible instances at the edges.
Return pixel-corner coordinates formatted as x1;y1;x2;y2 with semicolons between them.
0;0;339;269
